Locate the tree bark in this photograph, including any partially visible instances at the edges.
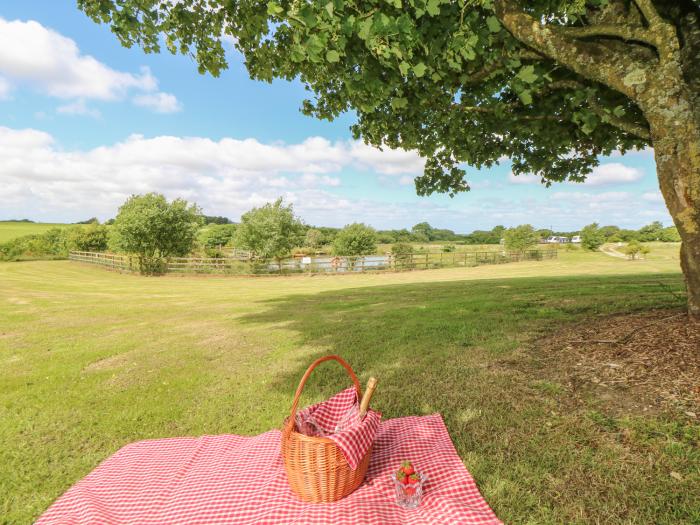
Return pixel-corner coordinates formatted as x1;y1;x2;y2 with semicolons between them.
639;66;700;319
642;89;700;321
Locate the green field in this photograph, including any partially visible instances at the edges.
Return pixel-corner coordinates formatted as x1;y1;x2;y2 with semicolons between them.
2;245;698;524
0;222;70;243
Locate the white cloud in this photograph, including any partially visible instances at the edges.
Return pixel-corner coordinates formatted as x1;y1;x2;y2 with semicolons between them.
642;191;664;202
0;76;11;99
132;92;182;113
350;141;425;175
582;163;643;186
508;163;643;187
0;127;426;224
56;99;101;118
508;173;541;185
0;126;671;229
0;18;179;114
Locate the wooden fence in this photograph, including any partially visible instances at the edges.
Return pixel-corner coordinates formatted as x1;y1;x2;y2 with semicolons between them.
70;249;556;275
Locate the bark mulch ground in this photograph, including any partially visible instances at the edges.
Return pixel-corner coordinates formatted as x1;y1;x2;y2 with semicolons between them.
529;309;700;417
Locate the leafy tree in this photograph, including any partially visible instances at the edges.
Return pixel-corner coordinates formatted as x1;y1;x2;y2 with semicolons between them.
200;224;237;257
503;224;538;253
203;215;233;225
79;1;700;316
411;222;434;243
332;223;377;256
598;225;621;241
464;225;505;245
111;193;202;274
68;223;109;252
622;240;651;260
613;229;640;243
536;229;554;241
234;198;304;265
581;223;606;251
637;221;664;242
304;228;324;250
75;217;99;225
660;226;681;242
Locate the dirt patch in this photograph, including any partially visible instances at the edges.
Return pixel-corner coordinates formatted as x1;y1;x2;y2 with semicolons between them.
528;309;699;416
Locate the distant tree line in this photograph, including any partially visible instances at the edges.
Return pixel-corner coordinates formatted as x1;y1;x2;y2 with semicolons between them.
1;194;682;270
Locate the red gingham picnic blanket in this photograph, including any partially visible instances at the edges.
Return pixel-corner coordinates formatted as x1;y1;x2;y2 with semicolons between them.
36;414;502;525
295;387;381;469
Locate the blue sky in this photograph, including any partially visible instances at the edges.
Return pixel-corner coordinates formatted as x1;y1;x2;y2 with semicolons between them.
0;1;670;232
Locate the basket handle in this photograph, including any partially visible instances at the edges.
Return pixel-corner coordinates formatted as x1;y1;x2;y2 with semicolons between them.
285;355;362;433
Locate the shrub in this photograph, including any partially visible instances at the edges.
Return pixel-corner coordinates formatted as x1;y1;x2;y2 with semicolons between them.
304;228;324;250
200;224;237;257
442;244;456;253
581;223;606;251
622;240;651;260
0;228;71;261
391;243;415;269
332;223;377;256
111;193;203;274
235;198;304;264
503;225;538;253
68;223;109;252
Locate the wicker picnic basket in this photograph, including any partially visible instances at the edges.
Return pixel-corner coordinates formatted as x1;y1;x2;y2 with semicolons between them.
282;355;375;503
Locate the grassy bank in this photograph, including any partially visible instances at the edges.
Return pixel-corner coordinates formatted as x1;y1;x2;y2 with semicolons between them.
1;247;697;524
0;222;70;244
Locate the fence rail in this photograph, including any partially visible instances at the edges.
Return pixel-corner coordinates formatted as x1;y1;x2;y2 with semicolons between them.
69;249;556;275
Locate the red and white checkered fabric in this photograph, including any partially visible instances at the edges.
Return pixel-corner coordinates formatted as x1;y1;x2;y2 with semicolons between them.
36;414;502;525
294;387;381;469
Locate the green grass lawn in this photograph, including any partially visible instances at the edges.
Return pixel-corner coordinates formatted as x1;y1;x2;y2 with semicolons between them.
1;246;697;524
0;222;70;243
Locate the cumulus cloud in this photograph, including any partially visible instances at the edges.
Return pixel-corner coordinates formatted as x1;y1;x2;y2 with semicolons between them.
0;126;671;229
508;162;643;187
0;76;11;99
132;92;182;113
582;163;643;186
350;141;425;175
508;173;541;185
0;18;179;113
56;99;101;118
642;191;664;202
0;126;426;224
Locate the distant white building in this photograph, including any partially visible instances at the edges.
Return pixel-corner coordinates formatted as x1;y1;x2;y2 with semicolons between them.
544;236;570;244
571;235;582;243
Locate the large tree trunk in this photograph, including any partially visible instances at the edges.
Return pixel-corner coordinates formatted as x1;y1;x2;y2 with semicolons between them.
640;69;700;319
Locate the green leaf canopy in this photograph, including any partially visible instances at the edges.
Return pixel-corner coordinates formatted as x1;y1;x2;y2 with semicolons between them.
77;0;655;197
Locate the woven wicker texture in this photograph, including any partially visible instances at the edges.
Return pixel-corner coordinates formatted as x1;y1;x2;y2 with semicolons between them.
281;355;373;503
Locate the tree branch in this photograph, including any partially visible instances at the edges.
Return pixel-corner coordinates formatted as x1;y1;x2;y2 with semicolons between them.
556;24;656;47
535;79;651;140
457;104;564;122
463;61;505;84
632;0;664;28
586;94;651;140
493;0;652;99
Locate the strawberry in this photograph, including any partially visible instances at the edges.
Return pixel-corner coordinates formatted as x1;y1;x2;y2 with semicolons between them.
400;461;415;477
407;473;420;485
404;486;416;496
396;470;408;484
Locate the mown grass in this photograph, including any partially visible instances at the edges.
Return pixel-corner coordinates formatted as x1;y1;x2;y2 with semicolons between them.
1;246;697;524
0;222;70;243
